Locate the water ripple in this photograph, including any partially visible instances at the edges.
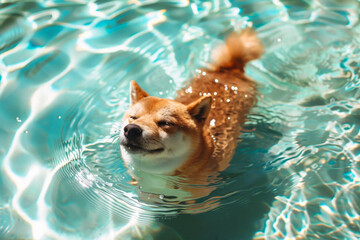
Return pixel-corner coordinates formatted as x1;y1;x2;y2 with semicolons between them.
0;0;360;239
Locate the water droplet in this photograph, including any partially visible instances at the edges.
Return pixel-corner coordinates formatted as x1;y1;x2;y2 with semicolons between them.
185;86;192;93
24;130;29;134
159;194;164;200
226;99;230;102
16;117;21;123
58;115;62;119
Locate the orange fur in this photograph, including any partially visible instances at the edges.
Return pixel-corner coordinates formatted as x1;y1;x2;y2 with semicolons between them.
175;28;264;176
120;28;264;199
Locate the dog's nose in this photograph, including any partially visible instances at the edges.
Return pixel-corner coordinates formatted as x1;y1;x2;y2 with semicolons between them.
124;124;142;140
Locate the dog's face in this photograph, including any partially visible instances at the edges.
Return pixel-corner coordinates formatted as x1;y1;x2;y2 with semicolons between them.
119;81;211;175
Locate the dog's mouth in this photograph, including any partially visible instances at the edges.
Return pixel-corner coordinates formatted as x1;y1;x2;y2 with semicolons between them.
122;143;164;154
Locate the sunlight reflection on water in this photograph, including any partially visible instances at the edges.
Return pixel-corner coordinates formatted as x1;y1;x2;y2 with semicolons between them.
0;0;359;239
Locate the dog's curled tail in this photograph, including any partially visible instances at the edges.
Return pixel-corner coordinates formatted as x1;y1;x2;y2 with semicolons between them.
211;28;264;70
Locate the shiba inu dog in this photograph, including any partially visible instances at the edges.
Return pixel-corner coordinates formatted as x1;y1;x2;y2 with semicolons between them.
119;28;264;201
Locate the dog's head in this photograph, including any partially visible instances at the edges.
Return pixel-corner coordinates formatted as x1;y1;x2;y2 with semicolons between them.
119;81;212;175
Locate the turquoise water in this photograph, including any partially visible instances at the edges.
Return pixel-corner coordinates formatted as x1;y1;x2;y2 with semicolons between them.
0;0;359;239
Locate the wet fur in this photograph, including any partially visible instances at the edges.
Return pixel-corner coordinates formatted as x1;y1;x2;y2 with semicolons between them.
120;28;264;199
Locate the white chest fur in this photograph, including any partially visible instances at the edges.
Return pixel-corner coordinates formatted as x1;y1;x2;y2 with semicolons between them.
130;169;192;201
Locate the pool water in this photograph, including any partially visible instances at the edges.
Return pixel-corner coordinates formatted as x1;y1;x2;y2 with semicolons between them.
0;0;359;239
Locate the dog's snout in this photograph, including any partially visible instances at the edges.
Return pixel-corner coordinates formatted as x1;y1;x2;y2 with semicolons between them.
124;124;142;140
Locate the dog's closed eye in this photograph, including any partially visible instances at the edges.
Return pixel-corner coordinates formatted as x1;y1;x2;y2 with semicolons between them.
157;121;175;127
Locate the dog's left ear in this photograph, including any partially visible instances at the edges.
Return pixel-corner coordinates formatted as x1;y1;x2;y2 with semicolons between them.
130;80;149;105
187;95;212;123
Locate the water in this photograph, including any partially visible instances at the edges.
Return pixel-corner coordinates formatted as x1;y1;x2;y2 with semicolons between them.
0;0;359;239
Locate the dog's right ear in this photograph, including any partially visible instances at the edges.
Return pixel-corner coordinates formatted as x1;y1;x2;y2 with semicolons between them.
187;95;212;124
130;80;149;105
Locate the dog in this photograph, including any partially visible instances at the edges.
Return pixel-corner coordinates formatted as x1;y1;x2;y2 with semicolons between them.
119;28;264;201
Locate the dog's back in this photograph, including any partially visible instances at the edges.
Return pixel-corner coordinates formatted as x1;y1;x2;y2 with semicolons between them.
175;29;264;174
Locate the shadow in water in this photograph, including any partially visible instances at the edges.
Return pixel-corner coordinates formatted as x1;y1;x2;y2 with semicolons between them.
160;174;274;240
155;121;282;240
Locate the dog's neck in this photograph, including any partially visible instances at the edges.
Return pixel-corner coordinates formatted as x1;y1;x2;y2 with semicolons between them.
174;128;216;176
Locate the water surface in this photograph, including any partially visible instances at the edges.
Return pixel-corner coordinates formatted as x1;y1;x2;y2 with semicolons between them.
0;0;359;239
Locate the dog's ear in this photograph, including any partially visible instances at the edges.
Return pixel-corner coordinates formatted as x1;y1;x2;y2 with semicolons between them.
130;80;149;105
187;95;212;123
